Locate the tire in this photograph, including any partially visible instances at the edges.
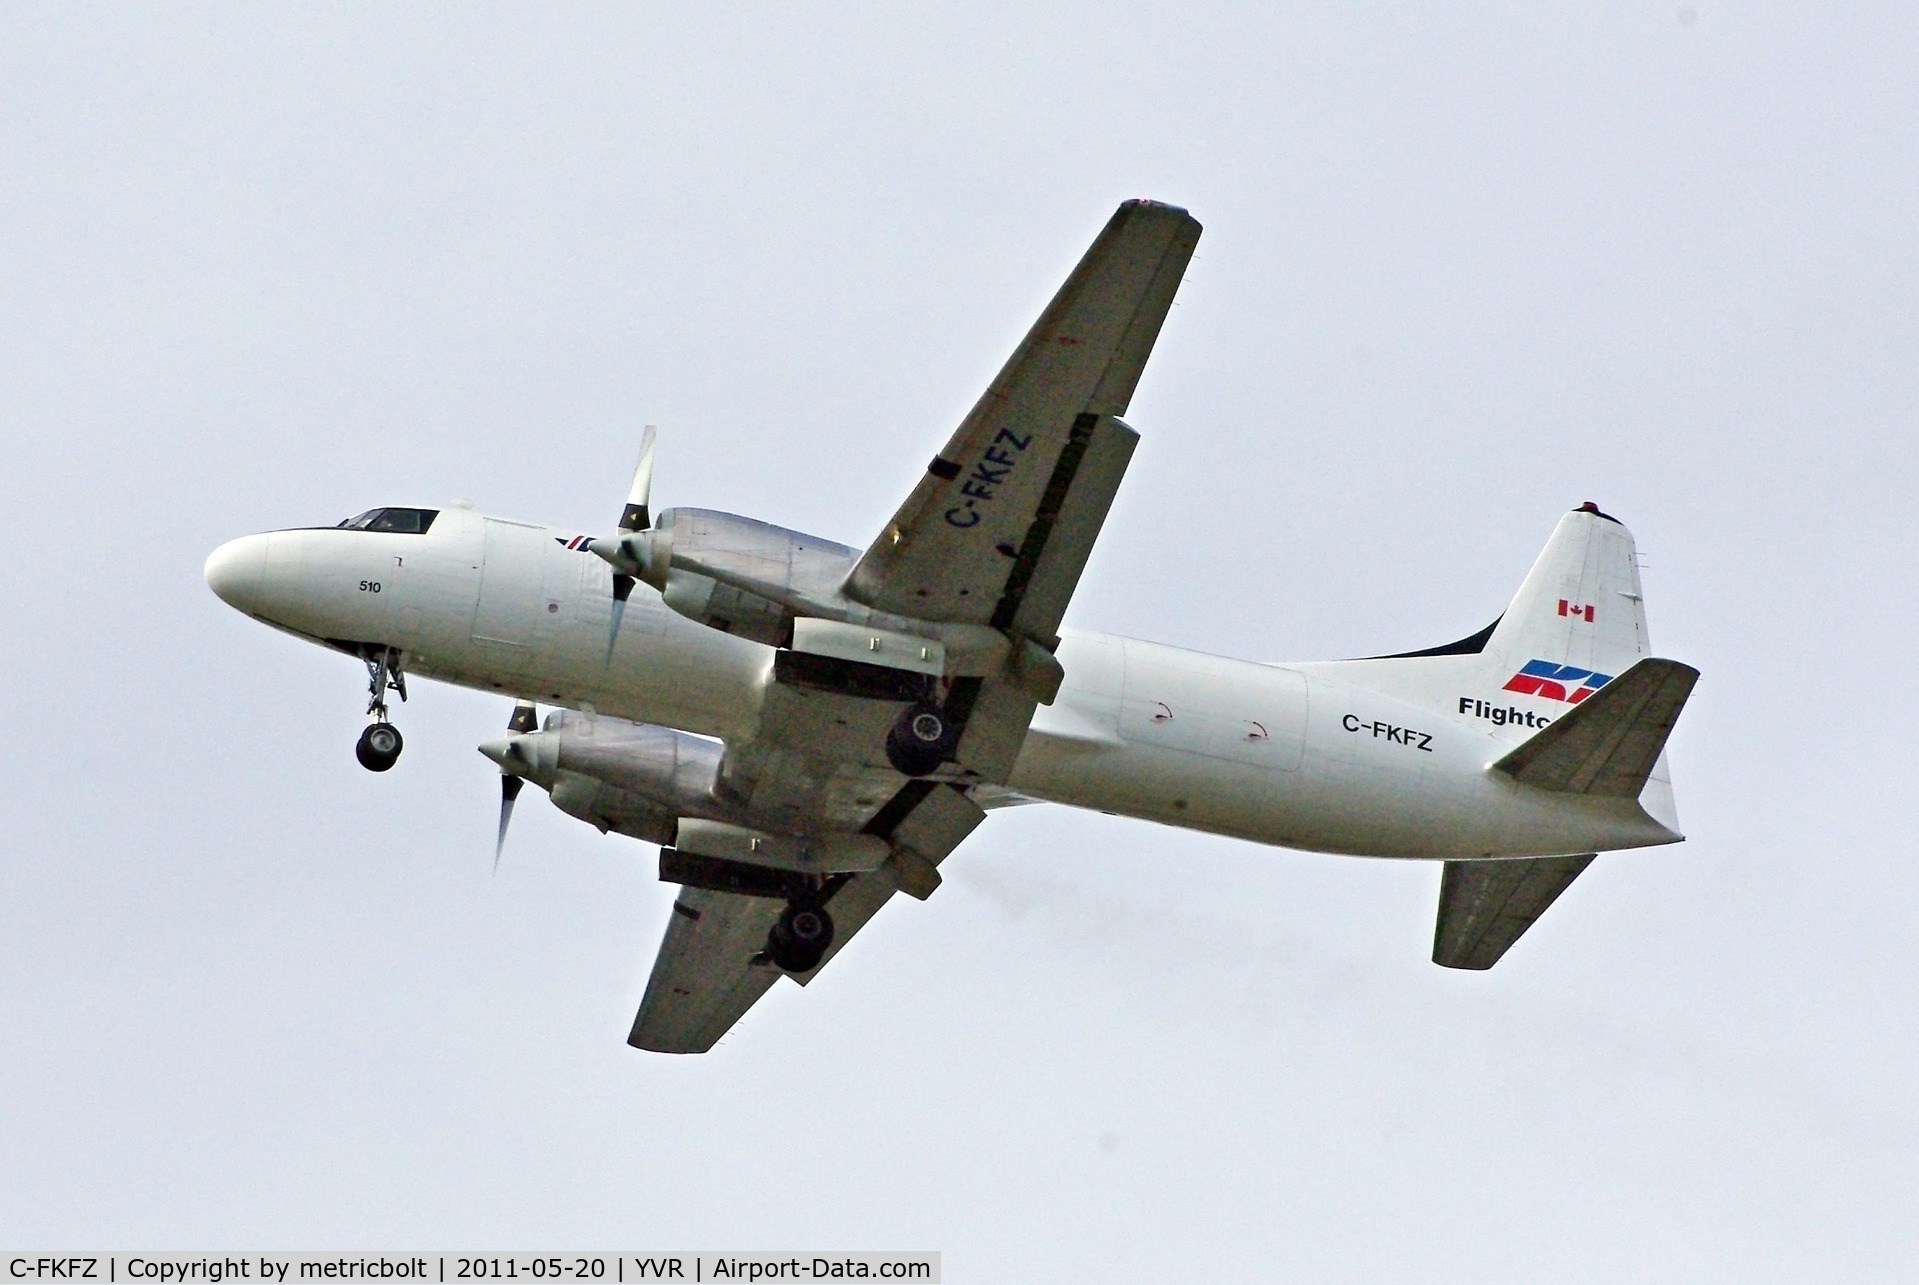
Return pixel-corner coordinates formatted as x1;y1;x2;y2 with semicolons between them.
885;702;954;777
355;722;404;772
767;903;835;973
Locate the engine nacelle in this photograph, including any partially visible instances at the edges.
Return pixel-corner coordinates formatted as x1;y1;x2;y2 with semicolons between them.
589;507;1062;696
658;568;790;648
614;508;860;645
548;773;676;845
481;711;897;873
537;710;725;806
483;712;730;832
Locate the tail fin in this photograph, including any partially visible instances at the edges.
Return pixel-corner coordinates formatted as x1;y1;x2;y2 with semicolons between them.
1324;503;1689;830
1343;501;1669;720
1480;502;1650;688
1467;506;1688;831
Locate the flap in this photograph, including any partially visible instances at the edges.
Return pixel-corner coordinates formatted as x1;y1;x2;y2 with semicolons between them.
791;617;945;677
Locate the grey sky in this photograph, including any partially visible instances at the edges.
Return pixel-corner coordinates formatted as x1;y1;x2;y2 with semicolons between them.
3;3;1915;1278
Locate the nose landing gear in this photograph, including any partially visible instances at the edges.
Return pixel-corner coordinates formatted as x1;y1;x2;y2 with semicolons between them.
356;721;404;772
356;645;408;772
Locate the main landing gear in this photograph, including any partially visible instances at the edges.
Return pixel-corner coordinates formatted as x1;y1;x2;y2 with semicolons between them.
355;645;408;772
885;701;957;777
766;900;835;974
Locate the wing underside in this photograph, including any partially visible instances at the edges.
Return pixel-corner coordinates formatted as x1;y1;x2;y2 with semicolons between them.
847;199;1200;638
626;201;1200;1052
629;779;985;1053
631;889;784;1053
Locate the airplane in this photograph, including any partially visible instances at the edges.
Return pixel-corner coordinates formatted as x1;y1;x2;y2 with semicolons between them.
204;200;1698;1053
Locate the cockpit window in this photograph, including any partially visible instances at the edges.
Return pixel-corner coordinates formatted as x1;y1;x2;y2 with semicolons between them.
335;507;439;534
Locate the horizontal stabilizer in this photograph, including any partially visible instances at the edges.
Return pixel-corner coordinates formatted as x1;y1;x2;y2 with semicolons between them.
1492;658;1699;797
1433;854;1594;970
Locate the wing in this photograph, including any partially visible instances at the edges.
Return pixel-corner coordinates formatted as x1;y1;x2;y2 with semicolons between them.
846;199;1200;641
630;201;1200;1051
628;888;784;1053
1432;854;1595;970
629;780;985;1053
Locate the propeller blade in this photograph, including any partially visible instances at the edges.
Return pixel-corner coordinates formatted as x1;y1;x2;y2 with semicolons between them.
507;699;539;735
494;775;524;874
597;428;660;661
619;425;658;533
603;427;658;659
607;574;635;662
494;699;538;872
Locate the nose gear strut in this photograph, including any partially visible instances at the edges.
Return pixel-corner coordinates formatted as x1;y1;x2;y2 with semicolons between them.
356;645;408;771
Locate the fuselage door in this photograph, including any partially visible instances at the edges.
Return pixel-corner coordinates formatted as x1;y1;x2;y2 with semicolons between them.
473;518;553;648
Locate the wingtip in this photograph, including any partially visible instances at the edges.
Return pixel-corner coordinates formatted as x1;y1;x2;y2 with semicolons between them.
1115;197;1201;233
626;1030;710;1055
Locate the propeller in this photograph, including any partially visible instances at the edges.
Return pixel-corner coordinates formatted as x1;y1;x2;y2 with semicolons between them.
493;699;540;872
592;426;658;661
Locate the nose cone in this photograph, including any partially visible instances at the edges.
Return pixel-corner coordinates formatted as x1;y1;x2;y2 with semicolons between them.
204;535;269;613
480;732;557;781
478;737;520;770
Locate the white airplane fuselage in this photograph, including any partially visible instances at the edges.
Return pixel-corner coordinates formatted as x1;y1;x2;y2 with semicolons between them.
205;505;1682;862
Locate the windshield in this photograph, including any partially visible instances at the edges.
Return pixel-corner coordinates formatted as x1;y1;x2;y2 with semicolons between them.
335;507;439;534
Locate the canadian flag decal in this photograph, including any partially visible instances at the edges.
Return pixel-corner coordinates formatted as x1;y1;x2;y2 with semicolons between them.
1558;599;1595;622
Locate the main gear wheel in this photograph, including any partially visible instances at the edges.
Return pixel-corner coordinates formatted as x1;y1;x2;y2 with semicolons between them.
766;902;835;973
885;702;955;777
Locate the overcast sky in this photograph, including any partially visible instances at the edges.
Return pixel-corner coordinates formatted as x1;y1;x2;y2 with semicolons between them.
4;3;1916;1278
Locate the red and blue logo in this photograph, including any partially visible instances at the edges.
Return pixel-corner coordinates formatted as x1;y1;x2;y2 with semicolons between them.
1502;659;1613;704
556;534;596;552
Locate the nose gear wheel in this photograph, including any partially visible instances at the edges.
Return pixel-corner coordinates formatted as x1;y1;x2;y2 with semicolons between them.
356;721;404;771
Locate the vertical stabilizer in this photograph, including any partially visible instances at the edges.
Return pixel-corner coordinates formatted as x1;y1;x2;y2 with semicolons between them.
1474;504;1685;835
1482;503;1649;692
1310;502;1688;837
